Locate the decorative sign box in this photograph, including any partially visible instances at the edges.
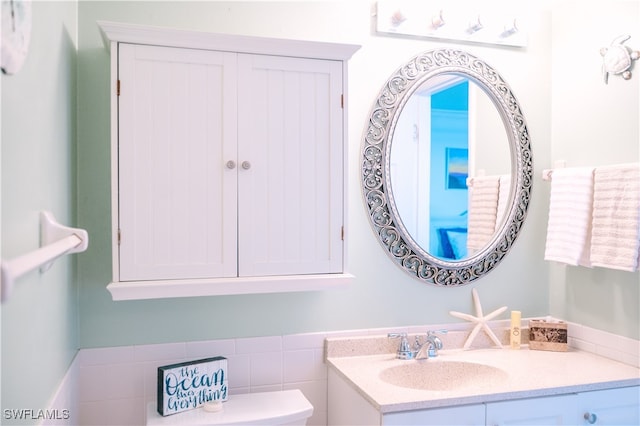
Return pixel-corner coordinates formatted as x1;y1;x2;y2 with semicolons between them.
529;320;568;352
157;356;228;416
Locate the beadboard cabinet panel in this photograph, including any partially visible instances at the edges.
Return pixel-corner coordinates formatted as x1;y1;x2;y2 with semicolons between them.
237;53;343;277
118;44;238;281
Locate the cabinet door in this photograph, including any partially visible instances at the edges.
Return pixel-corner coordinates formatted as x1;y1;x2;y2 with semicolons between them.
383;404;484;425
578;387;640;425
118;44;238;281
486;394;578;425
237;53;344;276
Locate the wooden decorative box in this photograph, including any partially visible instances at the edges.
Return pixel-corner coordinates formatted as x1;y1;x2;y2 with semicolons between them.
529;319;568;352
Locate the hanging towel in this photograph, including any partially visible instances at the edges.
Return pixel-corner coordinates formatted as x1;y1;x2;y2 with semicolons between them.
544;167;595;267
590;163;640;272
467;175;500;253
496;175;512;231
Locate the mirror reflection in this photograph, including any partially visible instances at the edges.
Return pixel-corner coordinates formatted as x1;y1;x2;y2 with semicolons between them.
362;48;532;286
389;75;511;261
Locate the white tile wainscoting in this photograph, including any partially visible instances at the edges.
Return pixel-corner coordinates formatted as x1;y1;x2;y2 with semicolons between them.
44;320;639;426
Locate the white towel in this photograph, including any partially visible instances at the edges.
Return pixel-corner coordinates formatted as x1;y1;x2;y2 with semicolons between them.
544;167;594;267
496;175;512;231
467;175;499;253
590;163;640;272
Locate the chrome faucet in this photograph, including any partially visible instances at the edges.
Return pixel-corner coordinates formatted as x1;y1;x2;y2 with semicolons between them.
388;330;447;360
388;333;415;359
414;330;447;359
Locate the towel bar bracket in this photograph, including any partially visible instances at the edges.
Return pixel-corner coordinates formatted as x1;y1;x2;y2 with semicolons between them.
0;211;89;303
39;211;89;272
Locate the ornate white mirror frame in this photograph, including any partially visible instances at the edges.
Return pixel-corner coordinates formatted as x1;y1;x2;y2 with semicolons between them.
361;48;533;286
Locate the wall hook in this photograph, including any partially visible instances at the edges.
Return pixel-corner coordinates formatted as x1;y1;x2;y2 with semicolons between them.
430;10;445;30
499;19;518;38
467;16;483;34
390;9;406;27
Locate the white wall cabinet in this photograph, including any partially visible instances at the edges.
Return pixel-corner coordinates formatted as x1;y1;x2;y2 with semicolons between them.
99;21;359;300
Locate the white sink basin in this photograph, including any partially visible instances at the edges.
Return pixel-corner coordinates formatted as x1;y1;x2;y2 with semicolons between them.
379;360;509;391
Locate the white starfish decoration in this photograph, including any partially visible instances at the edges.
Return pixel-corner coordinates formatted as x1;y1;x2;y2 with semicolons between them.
449;288;507;350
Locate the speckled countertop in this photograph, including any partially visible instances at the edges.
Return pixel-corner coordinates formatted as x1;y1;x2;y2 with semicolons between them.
325;334;640;413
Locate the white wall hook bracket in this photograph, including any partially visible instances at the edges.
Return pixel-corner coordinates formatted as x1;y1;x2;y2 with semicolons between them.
0;211;89;303
376;0;528;47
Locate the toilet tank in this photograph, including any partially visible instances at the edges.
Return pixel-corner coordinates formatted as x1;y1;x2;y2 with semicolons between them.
146;389;313;425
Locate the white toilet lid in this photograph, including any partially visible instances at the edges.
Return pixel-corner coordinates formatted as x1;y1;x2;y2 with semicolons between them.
146;389;313;425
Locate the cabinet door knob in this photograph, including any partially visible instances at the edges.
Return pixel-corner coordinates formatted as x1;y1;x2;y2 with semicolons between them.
241;161;251;170
226;160;236;169
583;412;597;424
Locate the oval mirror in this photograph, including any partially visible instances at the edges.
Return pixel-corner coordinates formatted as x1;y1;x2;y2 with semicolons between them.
362;49;532;286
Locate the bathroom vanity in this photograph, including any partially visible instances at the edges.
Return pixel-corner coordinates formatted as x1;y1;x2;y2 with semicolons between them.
325;335;640;425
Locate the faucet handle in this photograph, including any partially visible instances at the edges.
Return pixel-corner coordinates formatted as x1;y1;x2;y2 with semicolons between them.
426;329;447;357
387;333;414;359
387;333;409;350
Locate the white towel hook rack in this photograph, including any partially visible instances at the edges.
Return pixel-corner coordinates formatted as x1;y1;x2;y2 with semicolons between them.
0;211;89;303
542;160;567;181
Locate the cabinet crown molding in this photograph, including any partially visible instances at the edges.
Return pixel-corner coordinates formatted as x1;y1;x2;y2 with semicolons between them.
98;20;360;61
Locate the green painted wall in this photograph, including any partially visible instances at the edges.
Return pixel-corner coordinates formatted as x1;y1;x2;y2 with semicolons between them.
548;0;640;338
76;1;553;348
1;1;78;422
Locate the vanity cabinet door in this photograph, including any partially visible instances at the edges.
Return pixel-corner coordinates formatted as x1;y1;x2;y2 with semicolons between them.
577;386;640;425
485;394;578;425
383;404;484;425
237;53;344;277
118;43;238;281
